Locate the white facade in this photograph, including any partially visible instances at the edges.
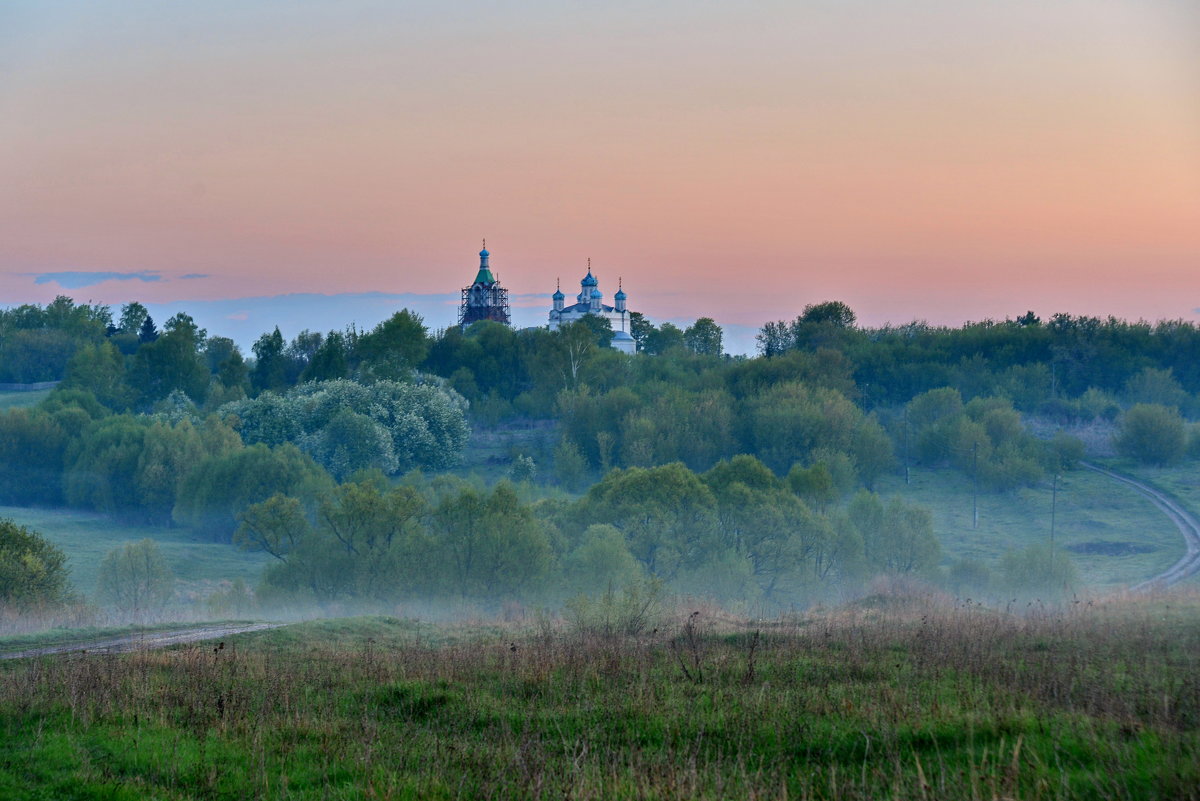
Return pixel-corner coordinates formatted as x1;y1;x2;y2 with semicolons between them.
548;268;635;354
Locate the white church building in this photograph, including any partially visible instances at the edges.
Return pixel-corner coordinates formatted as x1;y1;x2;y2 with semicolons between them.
548;262;636;354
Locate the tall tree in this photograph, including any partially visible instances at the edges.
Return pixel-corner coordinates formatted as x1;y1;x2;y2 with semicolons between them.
251;327;288;394
684;317;724;356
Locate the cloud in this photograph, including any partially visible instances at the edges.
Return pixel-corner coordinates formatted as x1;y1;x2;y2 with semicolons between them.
32;271;162;289
179;273;209;280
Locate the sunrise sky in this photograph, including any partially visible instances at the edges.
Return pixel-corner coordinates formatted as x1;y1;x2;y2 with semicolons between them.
2;1;1198;350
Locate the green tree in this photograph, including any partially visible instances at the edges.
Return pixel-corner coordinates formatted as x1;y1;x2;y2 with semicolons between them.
999;544;1079;599
0;409;68;505
787;463;837;513
174;443;333;541
847;491;941;576
62;341;134;409
0;519;72;608
134;420;206;524
1123;367;1187;410
850;417;894;489
1115;403;1187;466
64;415;149;518
578;463;718;579
127;316;210;406
642;322;685;355
222;378;470;474
206;337;249;387
628;312;654;353
742;383;863;474
799;300;856;328
433;482;553;598
118;302;149;336
234;493;309;562
554;437;590;491
138;314;159;344
684;317;724;356
703;455;828;602
316;481;428;597
303;408;398;480
251;327;288;394
356;310;429;380
562;524;645;595
96;539;174;617
302;331;350;382
756;320;793;356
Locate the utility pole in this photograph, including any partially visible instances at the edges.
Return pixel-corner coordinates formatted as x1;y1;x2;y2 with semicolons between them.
1050;472;1059;578
972;441;979;530
1050;472;1059;548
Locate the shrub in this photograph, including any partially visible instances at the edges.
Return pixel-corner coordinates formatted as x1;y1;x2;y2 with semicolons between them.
564;579;664;637
0;519;72;608
96;539;175;618
1115;403;1186;466
999;544;1079;600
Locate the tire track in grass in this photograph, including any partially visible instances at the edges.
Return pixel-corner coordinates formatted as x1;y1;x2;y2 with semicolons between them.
1081;462;1200;590
0;622;282;660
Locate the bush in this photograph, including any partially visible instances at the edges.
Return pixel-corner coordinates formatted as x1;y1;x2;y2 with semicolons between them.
205;579;258;618
1115;404;1186;466
0;519;72;608
96;539;175;618
564;579;664;637
999;544;1079;600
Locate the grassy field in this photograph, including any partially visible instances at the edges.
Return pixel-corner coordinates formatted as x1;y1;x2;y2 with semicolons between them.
0;505;269;602
1;596;1198;799
0;388;51;410
876;464;1187;589
1106;461;1200;588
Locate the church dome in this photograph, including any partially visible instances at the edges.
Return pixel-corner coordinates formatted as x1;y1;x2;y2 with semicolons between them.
552;288;564;300
479;247;489;258
612;330;633;340
614;288;627;300
590;288;603;299
581;271;598;287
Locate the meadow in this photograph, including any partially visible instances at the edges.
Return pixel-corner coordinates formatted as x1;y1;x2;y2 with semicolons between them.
0;505;269;601
0;388;51;410
878;462;1189;589
1;595;1198;799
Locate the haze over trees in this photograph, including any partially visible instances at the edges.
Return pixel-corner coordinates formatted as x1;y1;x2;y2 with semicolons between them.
3;295;1199;610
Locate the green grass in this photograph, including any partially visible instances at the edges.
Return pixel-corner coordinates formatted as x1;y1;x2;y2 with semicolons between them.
0;505;269;601
1;598;1198;799
1103;461;1200;588
0;388;50;410
876;465;1185;589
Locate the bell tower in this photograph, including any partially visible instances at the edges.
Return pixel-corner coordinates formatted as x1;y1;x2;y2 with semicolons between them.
459;240;511;330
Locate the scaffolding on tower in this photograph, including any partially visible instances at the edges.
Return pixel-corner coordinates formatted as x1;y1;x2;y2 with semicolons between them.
458;280;511;328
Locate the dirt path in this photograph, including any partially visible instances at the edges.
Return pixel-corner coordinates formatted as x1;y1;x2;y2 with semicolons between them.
0;622;282;660
1081;462;1200;590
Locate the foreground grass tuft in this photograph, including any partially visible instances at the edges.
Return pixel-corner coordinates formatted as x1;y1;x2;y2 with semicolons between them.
1;599;1198;799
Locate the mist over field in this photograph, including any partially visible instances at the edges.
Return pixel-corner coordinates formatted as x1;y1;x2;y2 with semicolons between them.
4;0;1200;797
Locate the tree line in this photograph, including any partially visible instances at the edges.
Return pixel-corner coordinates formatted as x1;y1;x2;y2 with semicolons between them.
5;295;1199;614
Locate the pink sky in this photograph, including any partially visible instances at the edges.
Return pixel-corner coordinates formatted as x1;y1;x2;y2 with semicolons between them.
2;1;1198;333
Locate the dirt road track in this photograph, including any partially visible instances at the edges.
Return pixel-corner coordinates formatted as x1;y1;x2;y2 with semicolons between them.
0;622;282;660
1082;462;1200;591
